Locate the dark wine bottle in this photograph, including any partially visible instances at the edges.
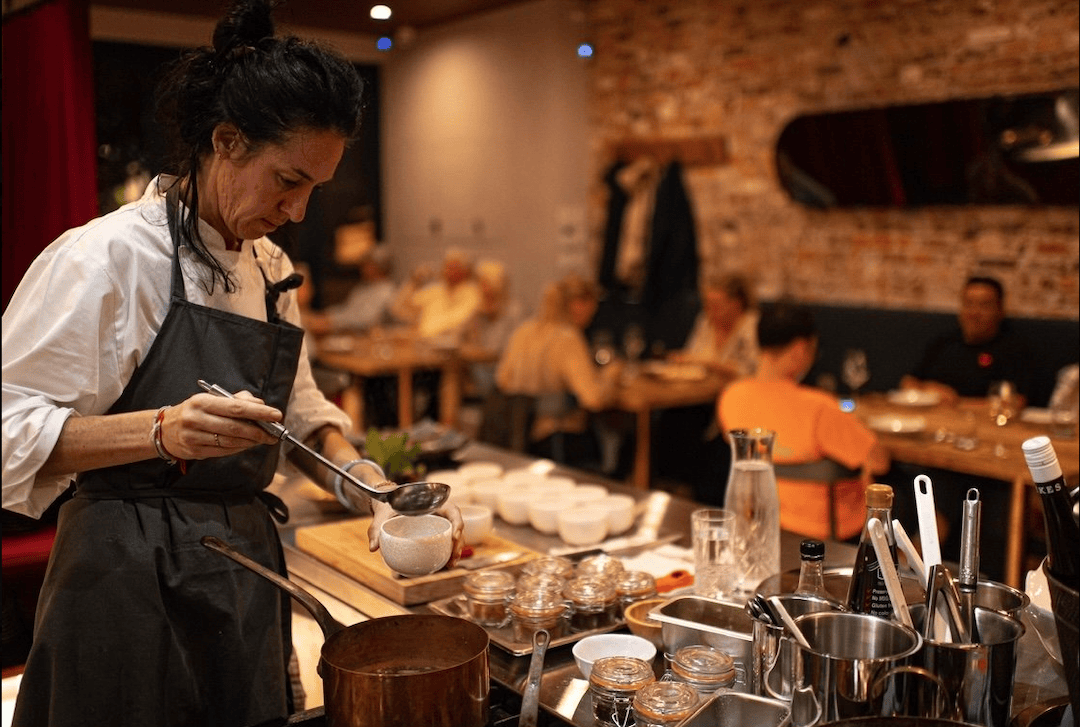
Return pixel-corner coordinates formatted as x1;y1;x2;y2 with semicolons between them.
845;483;898;618
1022;436;1080;589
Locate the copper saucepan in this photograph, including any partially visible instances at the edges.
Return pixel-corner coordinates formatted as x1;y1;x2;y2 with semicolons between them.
202;536;490;727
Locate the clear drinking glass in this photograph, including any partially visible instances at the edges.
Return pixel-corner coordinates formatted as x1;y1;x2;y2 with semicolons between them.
691;508;740;601
841;349;870;404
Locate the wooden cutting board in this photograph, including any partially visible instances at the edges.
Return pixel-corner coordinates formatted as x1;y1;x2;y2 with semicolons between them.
294;518;537;606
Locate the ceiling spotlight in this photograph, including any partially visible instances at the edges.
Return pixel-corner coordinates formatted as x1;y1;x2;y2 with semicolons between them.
577;43;593;58
370;5;392;21
376;36;393;51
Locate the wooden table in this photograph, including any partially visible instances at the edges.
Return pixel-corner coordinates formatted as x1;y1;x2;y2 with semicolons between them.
855;392;1079;587
315;332;496;432
612;365;731;490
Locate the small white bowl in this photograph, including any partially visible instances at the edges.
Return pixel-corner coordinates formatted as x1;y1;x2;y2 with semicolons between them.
528;496;566;535
459;504;494;546
501;468;550;490
469;477;504;510
558;505;608;546
496;488;534;525
572;484;609;506
457;461;504;483
601;494;637;535
379;514;453;577
542;476;578;494
572;633;657;679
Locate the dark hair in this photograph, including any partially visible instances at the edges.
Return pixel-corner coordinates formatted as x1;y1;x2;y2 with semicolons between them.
703;273;755;310
757;302;818;349
964;275;1005;304
155;0;366;291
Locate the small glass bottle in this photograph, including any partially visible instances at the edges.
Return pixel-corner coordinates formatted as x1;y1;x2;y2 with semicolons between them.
564;576;619;631
794;539;828;598
632;680;701;727
669;645;736;698
613;570;658;616
845;483;898;618
589;656;655;726
509;587;567;642
462;569;515;627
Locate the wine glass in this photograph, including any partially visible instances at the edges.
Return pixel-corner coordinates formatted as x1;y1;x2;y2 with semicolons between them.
591;329;615;366
841;349;870;404
988;380;1018;426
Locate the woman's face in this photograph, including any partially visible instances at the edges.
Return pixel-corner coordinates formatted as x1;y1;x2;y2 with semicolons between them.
568;296;597;329
704;289;744;329
207;126;345;245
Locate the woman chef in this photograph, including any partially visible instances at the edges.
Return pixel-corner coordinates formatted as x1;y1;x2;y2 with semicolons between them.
1;2;461;724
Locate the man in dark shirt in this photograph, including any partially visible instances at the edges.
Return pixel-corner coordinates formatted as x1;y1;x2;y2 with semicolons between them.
901;276;1032;406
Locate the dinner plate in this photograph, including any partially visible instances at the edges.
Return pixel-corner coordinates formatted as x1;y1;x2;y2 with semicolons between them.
885;389;942;407
865;414;927;434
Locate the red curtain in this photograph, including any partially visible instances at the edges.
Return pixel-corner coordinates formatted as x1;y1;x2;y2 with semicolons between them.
2;0;99;310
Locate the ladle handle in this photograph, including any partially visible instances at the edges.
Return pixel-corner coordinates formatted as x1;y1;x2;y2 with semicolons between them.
197;380;390;503
201;535;345;638
893;519;928;589
767;596;813;651
519;629;549;727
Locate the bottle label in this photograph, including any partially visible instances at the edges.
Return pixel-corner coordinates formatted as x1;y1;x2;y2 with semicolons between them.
1036;482;1064;495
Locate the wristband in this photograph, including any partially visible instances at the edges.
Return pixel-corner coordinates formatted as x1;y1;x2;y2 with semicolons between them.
150;406;187;474
333;458;386;512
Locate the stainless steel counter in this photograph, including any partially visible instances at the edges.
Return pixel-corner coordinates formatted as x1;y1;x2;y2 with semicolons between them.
273;441;1070;726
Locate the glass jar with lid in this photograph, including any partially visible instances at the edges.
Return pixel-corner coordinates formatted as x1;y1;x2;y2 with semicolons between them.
509;586;567;641
588;656;655;726
516;572;566;596
563;576;619;631
521;555;575;581
613;570;657;616
669;645;736;697
632;680;700;727
462;569;515;627
576;553;625;582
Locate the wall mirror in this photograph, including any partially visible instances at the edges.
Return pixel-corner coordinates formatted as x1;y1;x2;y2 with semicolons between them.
776;89;1078;208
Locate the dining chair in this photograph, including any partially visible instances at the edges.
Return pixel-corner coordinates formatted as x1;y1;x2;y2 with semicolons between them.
773;459;862;542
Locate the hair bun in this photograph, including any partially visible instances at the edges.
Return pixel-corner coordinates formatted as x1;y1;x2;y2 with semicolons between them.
213;0;275;55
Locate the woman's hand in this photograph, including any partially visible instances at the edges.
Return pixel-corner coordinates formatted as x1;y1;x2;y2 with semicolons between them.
160;390;282;461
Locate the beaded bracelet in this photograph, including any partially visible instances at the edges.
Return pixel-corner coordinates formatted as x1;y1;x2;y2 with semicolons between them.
150;406;187;474
333;458;385;512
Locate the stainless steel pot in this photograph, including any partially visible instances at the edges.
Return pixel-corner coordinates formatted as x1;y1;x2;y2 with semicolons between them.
201;536;489;727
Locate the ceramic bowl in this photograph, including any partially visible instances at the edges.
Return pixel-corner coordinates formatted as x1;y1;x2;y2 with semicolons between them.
543;476;578;494
379;514;453;577
601;493;637;535
469;477;504;510
527;495;568;535
623;597;668;650
496;488;534;525
572;633;657;679
459;504;494;546
572;484;609;506
557;505;608;546
457;461;504;483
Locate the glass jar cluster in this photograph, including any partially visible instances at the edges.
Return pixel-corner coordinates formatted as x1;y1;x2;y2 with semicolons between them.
460;553;658;640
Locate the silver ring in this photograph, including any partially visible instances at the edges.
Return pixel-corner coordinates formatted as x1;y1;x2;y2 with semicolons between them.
214;433;222;448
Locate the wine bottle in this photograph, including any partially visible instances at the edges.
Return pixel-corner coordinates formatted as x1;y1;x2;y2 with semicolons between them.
845;483;898;618
1022;436;1080;588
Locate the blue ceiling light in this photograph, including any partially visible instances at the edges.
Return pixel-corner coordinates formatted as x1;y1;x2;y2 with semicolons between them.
577;43;593;59
377;36;393;51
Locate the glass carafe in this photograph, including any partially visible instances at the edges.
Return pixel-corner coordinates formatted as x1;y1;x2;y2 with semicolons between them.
722;428;781;597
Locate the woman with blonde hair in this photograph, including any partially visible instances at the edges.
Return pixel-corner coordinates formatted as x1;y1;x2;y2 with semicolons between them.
492;274;622;461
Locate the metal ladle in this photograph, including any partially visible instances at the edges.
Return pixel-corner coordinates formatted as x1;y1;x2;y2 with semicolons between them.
197;380;450;516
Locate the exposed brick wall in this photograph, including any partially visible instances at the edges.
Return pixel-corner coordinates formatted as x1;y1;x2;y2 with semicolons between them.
586;0;1079;319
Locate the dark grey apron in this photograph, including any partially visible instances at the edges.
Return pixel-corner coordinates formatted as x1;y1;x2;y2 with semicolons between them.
13;191;305;727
